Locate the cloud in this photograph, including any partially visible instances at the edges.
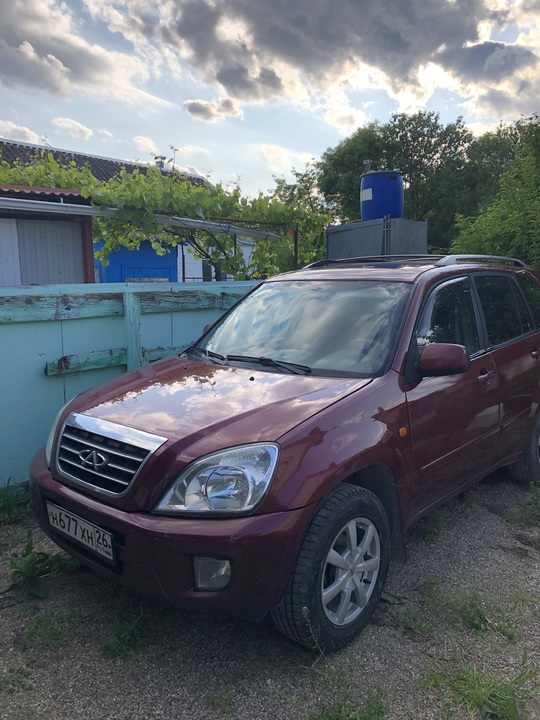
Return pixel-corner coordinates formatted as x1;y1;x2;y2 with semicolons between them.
437;41;537;82
261;145;313;174
173;145;210;157
0;120;41;144
0;0;165;107
4;0;540;134
52;117;93;140
183;97;244;121
132;135;159;155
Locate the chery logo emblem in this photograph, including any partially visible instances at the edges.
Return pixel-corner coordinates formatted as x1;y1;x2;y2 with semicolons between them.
78;449;109;470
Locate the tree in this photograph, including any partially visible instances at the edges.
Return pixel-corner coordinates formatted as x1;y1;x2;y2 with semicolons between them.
317;121;386;220
316;112;525;252
452;116;540;269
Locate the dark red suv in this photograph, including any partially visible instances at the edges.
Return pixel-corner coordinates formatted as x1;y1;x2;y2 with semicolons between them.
30;254;540;650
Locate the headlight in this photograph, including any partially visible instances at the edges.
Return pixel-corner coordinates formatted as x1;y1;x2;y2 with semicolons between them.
45;402;69;468
155;443;279;515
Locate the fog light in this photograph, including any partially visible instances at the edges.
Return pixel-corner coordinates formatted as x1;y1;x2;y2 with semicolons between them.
193;557;231;590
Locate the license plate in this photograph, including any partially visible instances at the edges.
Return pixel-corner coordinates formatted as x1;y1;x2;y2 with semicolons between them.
46;503;114;561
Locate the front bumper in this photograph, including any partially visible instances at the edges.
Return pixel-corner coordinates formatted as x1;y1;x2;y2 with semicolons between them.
30;449;314;620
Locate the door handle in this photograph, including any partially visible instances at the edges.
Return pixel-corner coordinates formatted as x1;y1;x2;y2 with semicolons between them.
531;348;540;360
477;370;495;384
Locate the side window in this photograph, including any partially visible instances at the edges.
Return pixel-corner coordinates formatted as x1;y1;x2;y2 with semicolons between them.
516;274;540;329
474;275;526;345
416;278;480;356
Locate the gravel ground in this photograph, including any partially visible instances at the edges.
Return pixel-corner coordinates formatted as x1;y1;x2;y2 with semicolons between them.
1;471;539;720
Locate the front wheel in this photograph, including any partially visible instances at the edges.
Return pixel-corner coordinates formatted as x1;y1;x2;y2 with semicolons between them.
271;484;391;652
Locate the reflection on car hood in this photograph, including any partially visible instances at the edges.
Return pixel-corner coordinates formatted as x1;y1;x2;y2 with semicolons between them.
75;356;372;447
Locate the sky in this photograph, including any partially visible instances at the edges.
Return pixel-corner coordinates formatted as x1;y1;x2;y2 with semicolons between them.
0;0;539;197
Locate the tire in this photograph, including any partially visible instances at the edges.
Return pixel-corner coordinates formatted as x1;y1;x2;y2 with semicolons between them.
271;484;391;652
508;414;540;486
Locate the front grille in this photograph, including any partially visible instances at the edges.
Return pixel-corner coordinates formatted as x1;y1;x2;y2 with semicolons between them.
56;413;167;495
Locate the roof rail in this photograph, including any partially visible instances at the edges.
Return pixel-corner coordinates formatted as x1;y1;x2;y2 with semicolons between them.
306;255;442;268
435;254;528;268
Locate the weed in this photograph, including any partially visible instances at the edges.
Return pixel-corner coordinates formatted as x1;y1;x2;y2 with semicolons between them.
425;655;539;720
208;693;234;714
0;531;80;598
0;480;30;525
310;688;385;720
99;609;148;658
0;667;33;694
417;576;442;606
20;608;74;650
420;509;445;542
397;609;433;638
302;606;327;661
417;581;520;640
448;590;518;640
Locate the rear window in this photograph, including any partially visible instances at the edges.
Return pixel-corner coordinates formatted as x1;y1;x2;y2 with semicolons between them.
202;279;413;377
474;275;531;345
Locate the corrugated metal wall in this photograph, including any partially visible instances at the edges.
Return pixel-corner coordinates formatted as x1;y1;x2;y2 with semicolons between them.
17;219;85;284
0;218;21;285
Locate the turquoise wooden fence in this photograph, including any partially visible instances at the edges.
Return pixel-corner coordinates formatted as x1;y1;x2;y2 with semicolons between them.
0;281;255;486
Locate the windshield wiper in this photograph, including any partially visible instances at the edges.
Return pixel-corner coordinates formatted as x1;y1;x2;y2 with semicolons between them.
183;347;227;363
225;355;312;375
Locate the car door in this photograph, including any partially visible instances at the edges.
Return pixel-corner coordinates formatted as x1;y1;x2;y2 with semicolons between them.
405;276;501;519
472;272;540;458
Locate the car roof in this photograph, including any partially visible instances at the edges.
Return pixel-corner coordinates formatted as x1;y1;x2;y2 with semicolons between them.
269;254;529;284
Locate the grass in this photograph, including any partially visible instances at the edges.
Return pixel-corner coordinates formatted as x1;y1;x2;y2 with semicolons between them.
310;688;386;720
416;580;521;641
0;666;33;694
0;480;30;526
420;509;445;542
396;609;434;638
20;608;75;650
208;693;234;714
99;608;150;658
448;590;518;640
423;656;539;720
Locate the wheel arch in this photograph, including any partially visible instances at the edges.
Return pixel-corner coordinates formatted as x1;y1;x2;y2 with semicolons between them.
340;463;407;564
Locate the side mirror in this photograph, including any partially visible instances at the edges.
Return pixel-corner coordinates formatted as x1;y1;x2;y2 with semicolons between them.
203;323;213;334
418;343;470;377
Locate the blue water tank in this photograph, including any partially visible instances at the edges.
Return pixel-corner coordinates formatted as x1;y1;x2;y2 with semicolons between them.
360;171;404;221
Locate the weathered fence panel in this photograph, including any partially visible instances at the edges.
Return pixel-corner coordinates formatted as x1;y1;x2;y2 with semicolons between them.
0;281;255;486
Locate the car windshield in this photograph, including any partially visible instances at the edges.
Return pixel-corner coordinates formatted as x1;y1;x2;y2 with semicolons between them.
196;279;412;377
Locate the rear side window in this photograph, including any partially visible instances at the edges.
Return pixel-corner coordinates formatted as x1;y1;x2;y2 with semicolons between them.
416;277;480;356
517;274;540;328
474;275;529;345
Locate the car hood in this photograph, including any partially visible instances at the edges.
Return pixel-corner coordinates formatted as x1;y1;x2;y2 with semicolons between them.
75;356;372;450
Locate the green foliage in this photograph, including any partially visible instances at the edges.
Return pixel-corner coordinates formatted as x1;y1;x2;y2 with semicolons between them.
317;111;520;251
310;688;386;720
0;480;30;525
0;150;330;279
452;115;540;269
0;667;33;694
420;508;445;542
0;532;79;598
208;693;234;714
426;656;538;720
20;608;75;650
99;610;148;658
